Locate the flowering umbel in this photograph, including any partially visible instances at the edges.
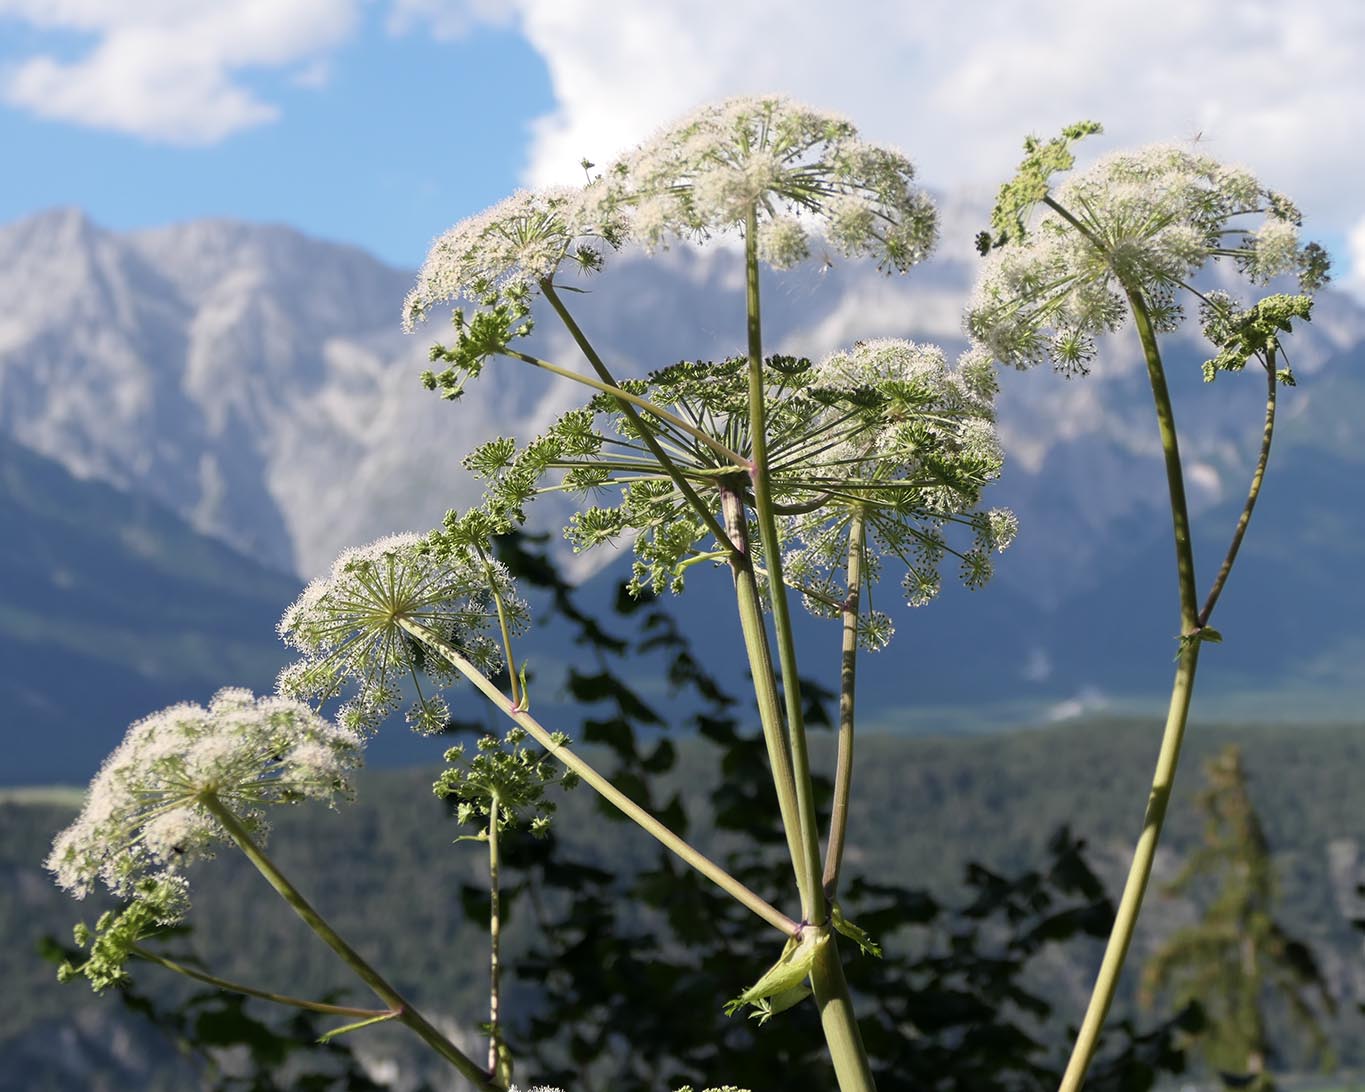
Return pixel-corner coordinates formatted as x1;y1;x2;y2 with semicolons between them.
47;688;361;902
967;126;1329;376
277;533;526;735
465;339;1012;643
598;95;937;271
403;186;626;332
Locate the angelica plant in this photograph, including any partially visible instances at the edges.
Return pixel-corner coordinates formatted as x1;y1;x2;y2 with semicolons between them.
968;125;1327;1091
403;95;1011;1092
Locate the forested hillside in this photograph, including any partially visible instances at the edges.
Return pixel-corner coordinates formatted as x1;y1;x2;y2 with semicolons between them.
5;717;1362;1088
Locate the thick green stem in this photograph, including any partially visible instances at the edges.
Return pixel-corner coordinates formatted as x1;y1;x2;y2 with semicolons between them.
811;935;877;1092
397;616;798;938
823;509;865;898
1057;288;1202;1092
130;944;396;1021
1199;353;1277;628
198;793;498;1091
741;206;874;1092
742;205;825;927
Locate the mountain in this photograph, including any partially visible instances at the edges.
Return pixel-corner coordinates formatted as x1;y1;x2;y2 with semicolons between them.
1;204;1362;758
0;435;299;783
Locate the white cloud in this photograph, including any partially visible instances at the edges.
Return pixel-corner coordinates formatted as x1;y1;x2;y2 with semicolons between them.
0;0;357;143
423;0;1365;285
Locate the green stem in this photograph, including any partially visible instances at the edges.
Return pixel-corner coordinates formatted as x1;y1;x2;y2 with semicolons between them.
531;281;747;553
129;945;396;1020
810;935;878;1092
1057;288;1202;1092
742;205;874;1092
397;615;798;938
197;793;499;1091
823;509;865;898
720;481;812;901
488;797;510;1085
742;204;825;928
1199;352;1277;628
1057;645;1200;1092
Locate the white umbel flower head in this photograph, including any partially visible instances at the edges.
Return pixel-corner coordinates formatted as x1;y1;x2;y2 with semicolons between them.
47;689;361;901
404;185;626;330
785;339;1015;638
967;139;1329;375
600;95;937;271
278;534;526;734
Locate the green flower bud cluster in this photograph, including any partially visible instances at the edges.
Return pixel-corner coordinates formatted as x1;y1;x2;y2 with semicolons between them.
434;727;578;840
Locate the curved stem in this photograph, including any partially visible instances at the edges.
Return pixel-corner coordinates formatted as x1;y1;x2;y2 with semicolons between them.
129;944;396;1021
742;205;825;928
1199;353;1277;627
1057;288;1202;1092
1058;645;1200;1092
823;509;865;898
197;793;498;1091
397;615;798;938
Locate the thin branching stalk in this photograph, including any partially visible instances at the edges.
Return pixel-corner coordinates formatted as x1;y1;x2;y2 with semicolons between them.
823;508;865;898
1058;288;1203;1092
130;945;398;1021
487;796;509;1084
396;615;799;938
532;281;747;555
1200;350;1278;627
197;793;499;1091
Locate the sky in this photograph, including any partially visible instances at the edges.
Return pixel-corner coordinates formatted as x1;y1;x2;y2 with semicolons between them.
3;0;1365;296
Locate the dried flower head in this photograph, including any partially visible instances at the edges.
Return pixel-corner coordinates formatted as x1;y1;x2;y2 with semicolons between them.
968;128;1330;376
47;689;361;901
278;533;525;735
599;95;937;271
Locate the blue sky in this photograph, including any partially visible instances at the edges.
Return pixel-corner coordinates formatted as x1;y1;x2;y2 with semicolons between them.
2;0;1363;290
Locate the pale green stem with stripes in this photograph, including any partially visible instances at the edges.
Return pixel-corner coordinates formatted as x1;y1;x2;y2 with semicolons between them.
396;615;799;939
1058;287;1203;1092
823;508;865;898
197;792;499;1091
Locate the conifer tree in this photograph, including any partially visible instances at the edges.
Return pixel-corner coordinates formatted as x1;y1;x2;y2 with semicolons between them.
1141;745;1334;1090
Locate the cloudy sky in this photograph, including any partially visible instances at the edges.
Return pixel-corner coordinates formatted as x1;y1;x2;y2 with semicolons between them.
4;0;1364;294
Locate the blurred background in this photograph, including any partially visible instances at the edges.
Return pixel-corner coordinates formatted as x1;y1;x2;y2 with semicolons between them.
1;3;1362;1089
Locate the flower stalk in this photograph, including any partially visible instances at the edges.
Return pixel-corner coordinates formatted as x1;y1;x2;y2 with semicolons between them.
197;792;499;1091
397;615;799;938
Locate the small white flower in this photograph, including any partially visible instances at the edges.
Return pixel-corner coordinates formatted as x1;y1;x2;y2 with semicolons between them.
47;689;361;901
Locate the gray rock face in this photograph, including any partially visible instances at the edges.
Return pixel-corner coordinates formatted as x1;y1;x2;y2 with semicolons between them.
2;203;1362;615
